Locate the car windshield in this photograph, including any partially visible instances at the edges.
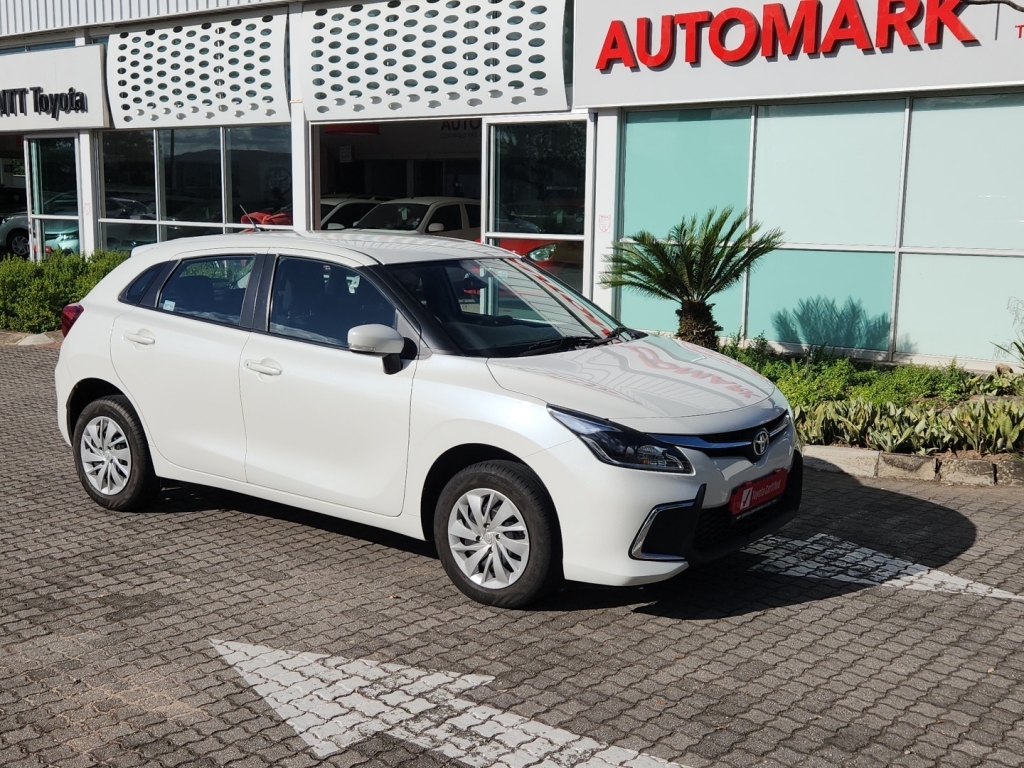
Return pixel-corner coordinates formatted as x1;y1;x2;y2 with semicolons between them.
388;258;631;358
356;203;429;231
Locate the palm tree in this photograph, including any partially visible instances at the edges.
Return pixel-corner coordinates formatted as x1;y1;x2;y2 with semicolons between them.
602;207;784;349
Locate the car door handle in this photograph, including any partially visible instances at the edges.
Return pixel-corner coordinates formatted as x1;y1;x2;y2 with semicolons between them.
123;331;155;346
244;359;283;376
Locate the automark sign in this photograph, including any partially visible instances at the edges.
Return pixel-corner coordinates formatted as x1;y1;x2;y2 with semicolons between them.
0;46;109;131
573;0;1023;107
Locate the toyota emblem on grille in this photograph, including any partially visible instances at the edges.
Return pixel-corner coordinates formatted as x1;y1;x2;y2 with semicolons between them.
752;429;770;457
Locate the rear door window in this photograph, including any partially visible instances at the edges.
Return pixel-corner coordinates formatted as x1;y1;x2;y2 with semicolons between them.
158;256;255;326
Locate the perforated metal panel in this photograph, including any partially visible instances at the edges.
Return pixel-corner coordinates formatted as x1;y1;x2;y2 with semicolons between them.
298;0;568;122
105;9;289;128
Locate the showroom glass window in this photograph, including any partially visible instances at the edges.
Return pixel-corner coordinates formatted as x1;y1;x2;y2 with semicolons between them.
98;125;292;249
29;137;80;258
488;121;587;293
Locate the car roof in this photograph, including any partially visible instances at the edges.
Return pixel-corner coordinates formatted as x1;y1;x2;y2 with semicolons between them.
129;231;510;266
320;195;385;205
374;197;478;206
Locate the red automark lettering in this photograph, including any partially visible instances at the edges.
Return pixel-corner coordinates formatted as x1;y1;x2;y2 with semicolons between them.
596;0;976;70
761;1;821;56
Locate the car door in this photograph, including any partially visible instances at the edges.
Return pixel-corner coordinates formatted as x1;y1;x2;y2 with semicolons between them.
424;204;467;239
110;252;262;482
238;253;416;516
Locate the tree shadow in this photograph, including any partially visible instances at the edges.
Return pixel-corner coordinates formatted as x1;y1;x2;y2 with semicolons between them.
772;296;890;351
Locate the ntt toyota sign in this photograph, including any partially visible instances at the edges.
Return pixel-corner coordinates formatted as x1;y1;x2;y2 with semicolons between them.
573;0;1024;107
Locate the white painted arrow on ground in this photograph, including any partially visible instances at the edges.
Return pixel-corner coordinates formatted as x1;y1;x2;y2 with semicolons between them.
212;640;691;768
745;533;1024;601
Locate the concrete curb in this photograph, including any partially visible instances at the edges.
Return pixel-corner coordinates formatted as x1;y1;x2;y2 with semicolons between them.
803;444;1022;487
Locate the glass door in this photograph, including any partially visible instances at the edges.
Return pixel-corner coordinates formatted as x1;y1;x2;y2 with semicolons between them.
29;137;81;259
486;119;588;294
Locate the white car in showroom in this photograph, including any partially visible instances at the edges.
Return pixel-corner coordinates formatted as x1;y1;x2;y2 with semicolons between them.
55;232;801;608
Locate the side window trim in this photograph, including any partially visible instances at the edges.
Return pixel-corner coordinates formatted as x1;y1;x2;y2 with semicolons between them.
138;261;178;309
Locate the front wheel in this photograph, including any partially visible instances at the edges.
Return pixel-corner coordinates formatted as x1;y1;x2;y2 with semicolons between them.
434;460;559;608
72;396;159;511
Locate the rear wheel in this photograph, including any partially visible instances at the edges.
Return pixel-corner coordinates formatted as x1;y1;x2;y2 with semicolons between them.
73;396;159;511
434;460;559;608
6;229;29;259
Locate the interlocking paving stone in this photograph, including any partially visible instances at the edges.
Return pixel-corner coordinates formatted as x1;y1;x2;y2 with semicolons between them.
2;346;1024;767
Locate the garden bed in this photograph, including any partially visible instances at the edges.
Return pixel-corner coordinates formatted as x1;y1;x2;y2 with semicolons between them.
720;336;1024;458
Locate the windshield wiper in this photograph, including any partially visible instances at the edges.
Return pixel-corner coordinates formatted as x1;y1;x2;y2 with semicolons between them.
517;335;595;356
582;326;639;348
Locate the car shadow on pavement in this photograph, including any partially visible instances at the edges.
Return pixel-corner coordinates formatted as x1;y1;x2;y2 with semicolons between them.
145;481;440;559
541;473;979;617
143;473;977;618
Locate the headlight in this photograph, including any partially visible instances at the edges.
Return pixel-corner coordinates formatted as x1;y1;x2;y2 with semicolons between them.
548;406;694;474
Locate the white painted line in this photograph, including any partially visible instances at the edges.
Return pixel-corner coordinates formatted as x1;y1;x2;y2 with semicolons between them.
211;641;693;768
745;534;1024;601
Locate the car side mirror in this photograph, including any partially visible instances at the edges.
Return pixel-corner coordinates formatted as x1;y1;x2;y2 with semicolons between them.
427;222;445;233
348;324;407;374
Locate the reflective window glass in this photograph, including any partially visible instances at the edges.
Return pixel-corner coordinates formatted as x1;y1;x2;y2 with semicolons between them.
522;241;584;294
388;258;617;357
747;250;895;352
753;100;905;247
493;122;586;236
159;256;255;326
103;222;158;251
324;202;377;230
622;108;750;237
40;219;81;255
102;131;156;220
904;94;1024;250
226;125;292;225
270;258;397;347
159;128;222;223
427;204;463;233
30;138;78;216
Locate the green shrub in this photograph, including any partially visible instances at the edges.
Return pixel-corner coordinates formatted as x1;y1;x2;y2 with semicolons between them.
793;398;1024;456
0;250;130;333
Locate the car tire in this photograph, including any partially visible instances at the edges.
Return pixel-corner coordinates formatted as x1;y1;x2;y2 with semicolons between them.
72;395;159;511
434;460;560;608
6;229;29;259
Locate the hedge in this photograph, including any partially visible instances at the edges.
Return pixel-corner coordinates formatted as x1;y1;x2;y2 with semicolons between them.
0;251;129;333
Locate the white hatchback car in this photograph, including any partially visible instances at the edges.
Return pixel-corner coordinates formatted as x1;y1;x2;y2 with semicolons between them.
56;232;801;608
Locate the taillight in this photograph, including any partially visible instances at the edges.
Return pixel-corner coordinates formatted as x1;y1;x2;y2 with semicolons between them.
61;303;84;337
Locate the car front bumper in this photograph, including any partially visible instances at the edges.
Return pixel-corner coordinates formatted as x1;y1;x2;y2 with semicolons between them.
529;425;802;587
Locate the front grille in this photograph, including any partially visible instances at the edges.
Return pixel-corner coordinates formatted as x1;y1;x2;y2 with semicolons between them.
692;498;787;555
654;412;789;461
698;412;788;447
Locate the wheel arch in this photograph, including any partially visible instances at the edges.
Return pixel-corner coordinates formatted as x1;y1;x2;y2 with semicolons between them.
419;444;561;552
67;378;129;436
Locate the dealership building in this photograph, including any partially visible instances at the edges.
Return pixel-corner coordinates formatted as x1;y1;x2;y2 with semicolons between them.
0;0;1022;366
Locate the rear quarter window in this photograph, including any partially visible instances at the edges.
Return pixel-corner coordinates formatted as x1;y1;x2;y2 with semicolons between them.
118;263;168;306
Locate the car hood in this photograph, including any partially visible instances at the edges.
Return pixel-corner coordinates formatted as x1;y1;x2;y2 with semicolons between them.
487;335;781;433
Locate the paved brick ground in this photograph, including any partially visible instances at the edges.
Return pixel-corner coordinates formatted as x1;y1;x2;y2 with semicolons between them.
2;346;1024;768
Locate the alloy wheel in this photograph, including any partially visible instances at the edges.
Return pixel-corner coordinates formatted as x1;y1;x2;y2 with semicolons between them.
9;232;29;258
80;416;132;495
447;488;530;589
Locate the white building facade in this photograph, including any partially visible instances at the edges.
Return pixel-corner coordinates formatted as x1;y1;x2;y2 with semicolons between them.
1;0;1022;367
